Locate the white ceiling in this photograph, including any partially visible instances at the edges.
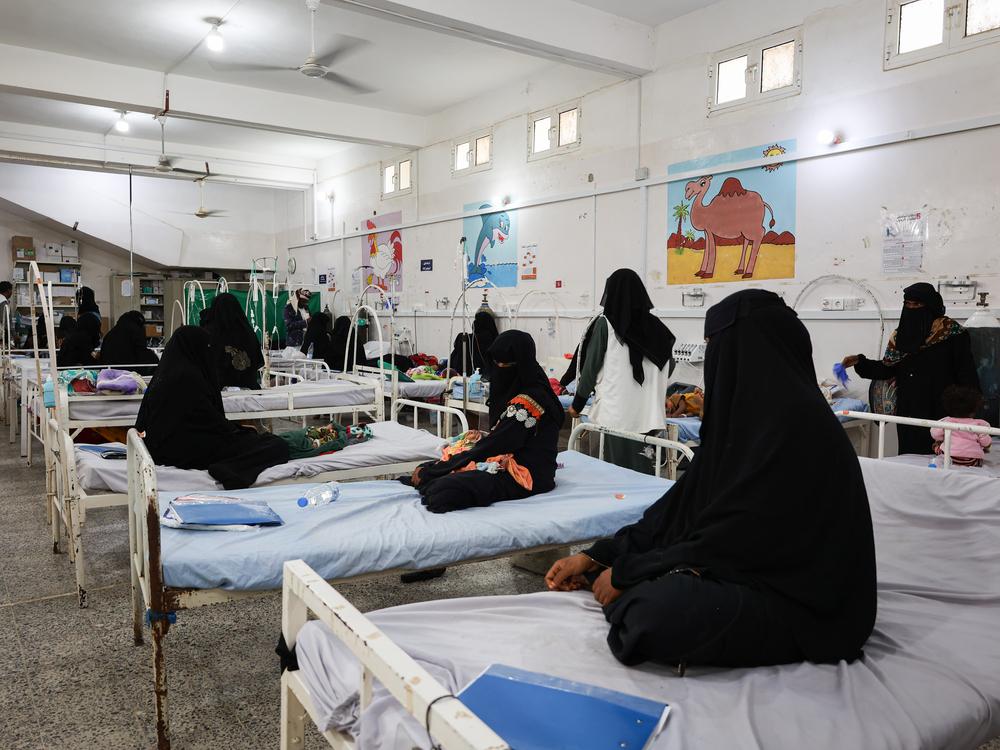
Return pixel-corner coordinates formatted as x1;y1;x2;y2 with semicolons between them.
0;91;358;160
0;0;555;116
570;0;725;27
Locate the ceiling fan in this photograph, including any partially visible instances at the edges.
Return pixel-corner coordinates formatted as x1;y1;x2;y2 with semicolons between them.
192;171;226;218
154;116;213;176
211;0;376;94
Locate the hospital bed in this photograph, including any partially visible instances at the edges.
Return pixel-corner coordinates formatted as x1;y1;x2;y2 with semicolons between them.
126;423;693;749
282;454;1000;750
47;396;462;609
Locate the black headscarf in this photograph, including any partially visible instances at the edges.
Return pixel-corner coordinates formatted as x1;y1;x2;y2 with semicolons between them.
325;315;358;371
76;286;100;319
138;326;221;432
57;313;101;367
600;269;675;384
100;311;157;371
895;282;946;354
486;330;564;427
301;311;332;358
587;290;876;663
473;311;499;371
206;293;264;387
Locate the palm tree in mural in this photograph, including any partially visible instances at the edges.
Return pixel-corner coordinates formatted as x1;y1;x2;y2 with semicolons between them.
685;229;696;243
672;202;690;239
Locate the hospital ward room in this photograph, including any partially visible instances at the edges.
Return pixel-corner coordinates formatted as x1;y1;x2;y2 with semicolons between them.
3;1;1000;748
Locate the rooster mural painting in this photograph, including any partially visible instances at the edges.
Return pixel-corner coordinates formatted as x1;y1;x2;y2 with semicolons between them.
667;141;796;284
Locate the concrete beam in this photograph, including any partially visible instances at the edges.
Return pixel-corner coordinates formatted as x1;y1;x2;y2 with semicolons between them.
323;0;654;77
0;43;427;150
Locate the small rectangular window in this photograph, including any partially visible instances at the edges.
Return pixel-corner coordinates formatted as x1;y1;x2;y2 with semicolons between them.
760;40;796;92
451;129;492;176
455;141;471;171
708;29;801;113
528;101;581;160
381;153;415;197
475;135;491;165
898;0;944;53
886;0;1000;69
716;56;747;103
966;0;1000;35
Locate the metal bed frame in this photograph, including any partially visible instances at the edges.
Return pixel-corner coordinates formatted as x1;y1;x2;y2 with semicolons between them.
127;423;691;749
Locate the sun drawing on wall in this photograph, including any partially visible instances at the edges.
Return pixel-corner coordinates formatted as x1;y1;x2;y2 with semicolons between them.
667;141;796;284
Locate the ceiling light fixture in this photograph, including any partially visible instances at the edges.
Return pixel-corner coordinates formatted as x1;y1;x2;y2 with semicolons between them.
114;111;130;133
206;21;224;52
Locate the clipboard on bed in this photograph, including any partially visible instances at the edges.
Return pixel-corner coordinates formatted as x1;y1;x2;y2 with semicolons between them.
457;663;669;750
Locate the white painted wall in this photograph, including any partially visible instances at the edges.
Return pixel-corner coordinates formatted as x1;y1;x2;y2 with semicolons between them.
0;161;308;271
291;0;1000;400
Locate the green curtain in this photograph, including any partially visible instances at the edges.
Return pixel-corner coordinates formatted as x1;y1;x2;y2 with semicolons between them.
184;289;321;345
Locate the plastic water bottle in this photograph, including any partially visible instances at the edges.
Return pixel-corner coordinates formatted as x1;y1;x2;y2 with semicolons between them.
297;482;340;509
43;375;55;408
927;456;938;469
468;368;483;399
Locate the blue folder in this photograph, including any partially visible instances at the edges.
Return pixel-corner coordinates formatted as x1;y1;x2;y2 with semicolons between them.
457;664;669;750
166;496;283;527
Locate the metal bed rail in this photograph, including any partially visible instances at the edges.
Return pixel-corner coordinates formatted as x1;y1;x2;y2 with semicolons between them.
569;421;694;481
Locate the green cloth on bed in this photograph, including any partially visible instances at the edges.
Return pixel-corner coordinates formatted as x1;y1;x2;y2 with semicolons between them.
277;422;373;459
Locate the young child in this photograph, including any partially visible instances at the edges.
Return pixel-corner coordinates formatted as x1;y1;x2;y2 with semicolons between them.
930;385;992;467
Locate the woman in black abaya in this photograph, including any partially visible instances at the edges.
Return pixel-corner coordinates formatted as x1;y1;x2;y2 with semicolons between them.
100;311;158;374
408;329;563;513
325;315;361;371
300;311;332;360
842;282;979;454
206;292;264;388
136;326;288;490
547;290;876;669
57;313;101;367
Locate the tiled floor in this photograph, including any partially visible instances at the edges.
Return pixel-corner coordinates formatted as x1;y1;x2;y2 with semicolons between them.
2;428;998;750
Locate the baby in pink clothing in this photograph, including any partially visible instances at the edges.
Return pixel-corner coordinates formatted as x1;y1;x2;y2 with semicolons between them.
931;386;992;467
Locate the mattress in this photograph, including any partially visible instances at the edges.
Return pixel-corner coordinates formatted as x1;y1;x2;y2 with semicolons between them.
65;380;375;422
295;457;1000;750
396;380;448;399
157;450;671;590
75;421;447;494
885;449;1000;476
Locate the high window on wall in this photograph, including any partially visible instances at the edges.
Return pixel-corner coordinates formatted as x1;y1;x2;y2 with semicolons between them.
381;154;414;198
708;27;802;114
885;0;1000;68
527;101;581;160
452;129;493;176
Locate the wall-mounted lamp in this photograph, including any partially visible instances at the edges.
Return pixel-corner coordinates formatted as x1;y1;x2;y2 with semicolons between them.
206;20;225;52
114;111;130;134
816;129;843;147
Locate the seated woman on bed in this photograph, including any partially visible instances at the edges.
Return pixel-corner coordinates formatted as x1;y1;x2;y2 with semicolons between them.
407;330;564;513
136;325;289;490
100;311;159;374
546;290;877;670
204;292;264;389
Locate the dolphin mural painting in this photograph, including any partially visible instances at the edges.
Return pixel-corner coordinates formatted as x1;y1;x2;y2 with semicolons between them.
470;204;511;275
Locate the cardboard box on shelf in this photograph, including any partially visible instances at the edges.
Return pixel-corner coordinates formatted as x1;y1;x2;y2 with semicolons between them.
59;269;77;283
61;239;79;262
12;267;25;282
42;271;61;283
11;235;35;261
144;324;159;337
41;242;62;261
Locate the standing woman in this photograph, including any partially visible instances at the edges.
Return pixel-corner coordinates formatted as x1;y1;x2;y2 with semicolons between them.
547;290;876;670
283;288;312;348
300;311;332;360
205;292;265;389
842;282;979;454
76;286;101;325
325;315;360;371
569;269;675;473
136;326;289;489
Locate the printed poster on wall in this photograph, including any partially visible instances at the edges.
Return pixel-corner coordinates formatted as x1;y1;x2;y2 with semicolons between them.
362;211;403;292
463;201;517;287
880;208;926;274
667;140;797;284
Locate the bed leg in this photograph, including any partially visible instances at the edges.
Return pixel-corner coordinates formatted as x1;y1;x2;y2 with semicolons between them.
50;491;62;555
131;574;144;647
151;618;171;750
280;672;305;750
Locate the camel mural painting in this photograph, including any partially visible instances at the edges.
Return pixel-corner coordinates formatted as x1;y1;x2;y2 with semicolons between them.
667;141;796;285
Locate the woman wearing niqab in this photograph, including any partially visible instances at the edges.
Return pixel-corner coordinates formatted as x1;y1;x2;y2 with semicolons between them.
205;292;264;388
548;290;876;669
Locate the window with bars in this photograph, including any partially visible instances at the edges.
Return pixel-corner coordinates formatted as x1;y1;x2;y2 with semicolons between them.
527;101;581;160
708;28;802;113
885;0;1000;68
452;129;493;176
381;154;414;198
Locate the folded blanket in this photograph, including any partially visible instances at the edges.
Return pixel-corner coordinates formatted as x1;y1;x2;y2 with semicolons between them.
96;369;147;395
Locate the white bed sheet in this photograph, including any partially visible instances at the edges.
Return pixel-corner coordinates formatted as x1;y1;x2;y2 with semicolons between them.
395;380;448;399
75;421;445;494
886;450;1000;477
296;457;1000;750
65;380;375;421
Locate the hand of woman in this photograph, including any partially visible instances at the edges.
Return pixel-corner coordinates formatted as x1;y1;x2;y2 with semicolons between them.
410;465;423;486
567;406;580;419
545;553;598;591
591;568;622;606
841;355;860;369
